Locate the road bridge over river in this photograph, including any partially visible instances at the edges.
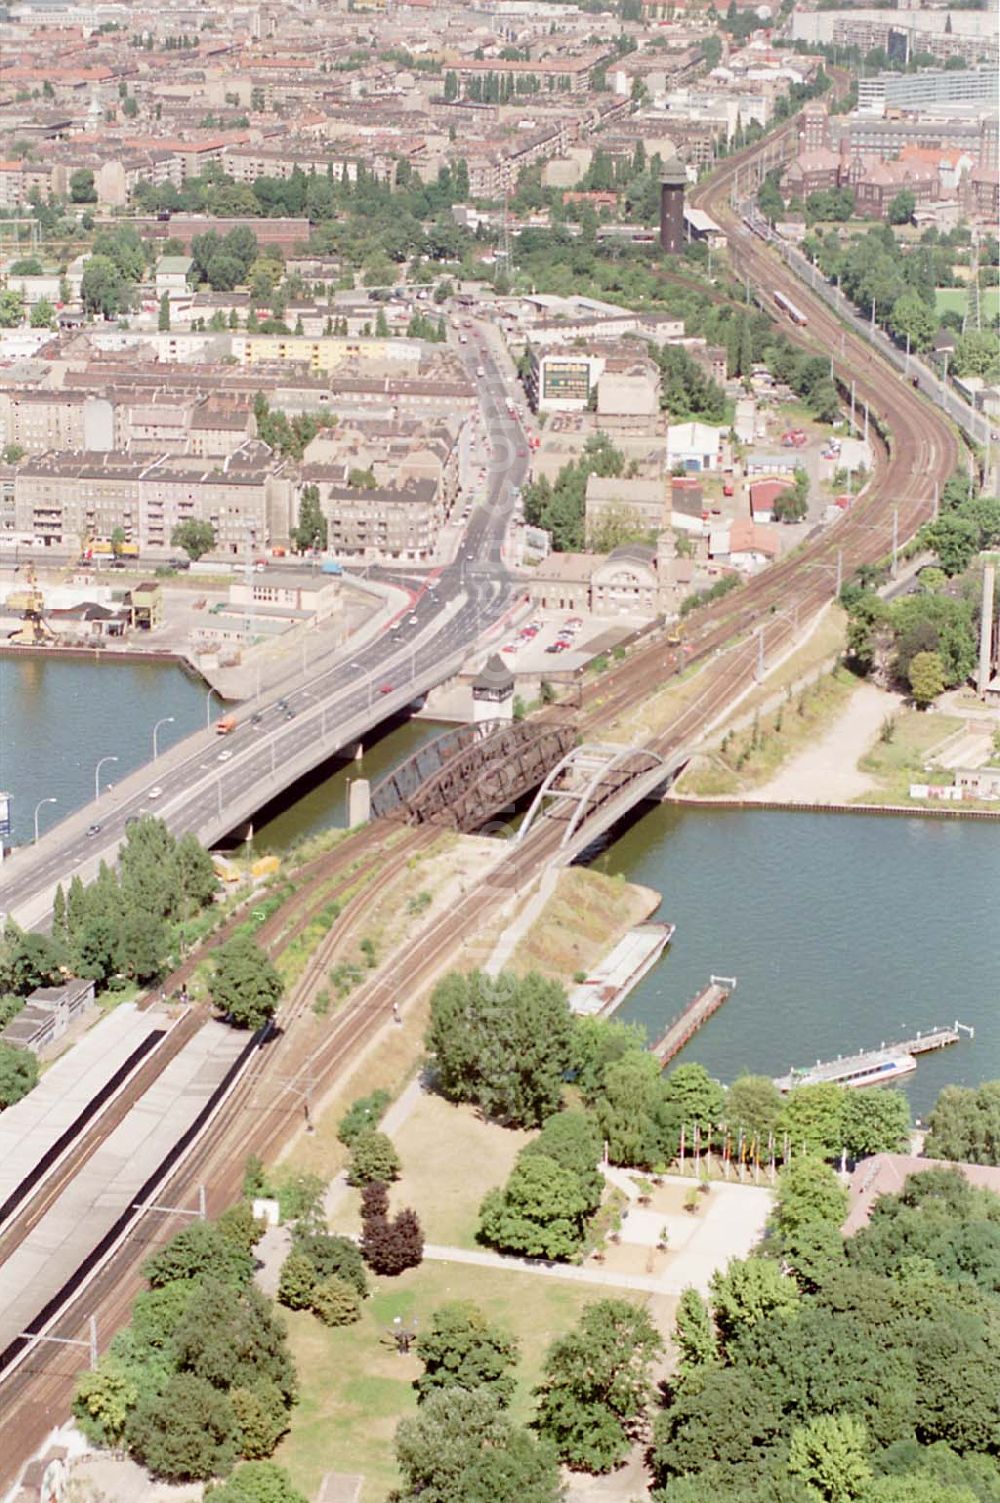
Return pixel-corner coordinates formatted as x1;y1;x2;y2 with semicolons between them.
0;336;528;931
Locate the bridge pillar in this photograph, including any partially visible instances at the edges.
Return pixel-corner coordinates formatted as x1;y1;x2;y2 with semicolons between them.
346;777;371;828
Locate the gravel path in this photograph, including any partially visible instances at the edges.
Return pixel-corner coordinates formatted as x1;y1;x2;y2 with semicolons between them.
747;679;900;804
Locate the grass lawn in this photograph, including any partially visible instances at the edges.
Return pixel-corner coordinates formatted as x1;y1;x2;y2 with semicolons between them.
855;708;964;803
277;1260;644;1502
334;1091;533;1249
934;287;1000;321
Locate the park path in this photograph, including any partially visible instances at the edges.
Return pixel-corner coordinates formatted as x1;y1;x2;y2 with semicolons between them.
421;1242;685;1295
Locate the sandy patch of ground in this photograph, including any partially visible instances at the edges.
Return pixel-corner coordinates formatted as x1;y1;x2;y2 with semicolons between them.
747;679;901;803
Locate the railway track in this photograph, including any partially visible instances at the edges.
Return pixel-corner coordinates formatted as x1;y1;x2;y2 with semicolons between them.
0;107;964;1482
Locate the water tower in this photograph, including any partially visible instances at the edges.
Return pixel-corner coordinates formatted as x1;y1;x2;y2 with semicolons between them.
659;159;687;256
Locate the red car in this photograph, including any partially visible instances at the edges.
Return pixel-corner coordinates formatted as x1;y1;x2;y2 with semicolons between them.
379;683;393;694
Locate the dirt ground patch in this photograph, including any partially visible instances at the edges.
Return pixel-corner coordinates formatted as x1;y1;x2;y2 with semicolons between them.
748;678;901;803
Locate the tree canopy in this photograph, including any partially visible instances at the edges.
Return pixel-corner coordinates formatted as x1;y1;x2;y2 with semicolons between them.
426;969;574;1127
533;1298;663;1472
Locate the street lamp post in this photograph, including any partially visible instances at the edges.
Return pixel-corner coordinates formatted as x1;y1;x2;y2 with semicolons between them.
152;716;175;761
94;755;118;801
205;687;219;731
33;796;57;844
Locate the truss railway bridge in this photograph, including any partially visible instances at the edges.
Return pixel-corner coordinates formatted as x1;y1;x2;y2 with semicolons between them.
371;722;687;854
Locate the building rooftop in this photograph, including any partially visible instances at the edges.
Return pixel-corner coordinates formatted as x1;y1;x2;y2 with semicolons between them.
472;653;515;694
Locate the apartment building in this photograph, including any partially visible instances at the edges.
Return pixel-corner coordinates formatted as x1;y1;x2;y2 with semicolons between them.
790;7;997;66
856;68;998;116
455;52;610;98
12;441;291;551
298;471;442;562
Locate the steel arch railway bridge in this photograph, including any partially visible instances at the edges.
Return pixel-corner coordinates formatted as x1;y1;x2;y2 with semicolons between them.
370;719;577;832
517;743;668;849
372;723;675;849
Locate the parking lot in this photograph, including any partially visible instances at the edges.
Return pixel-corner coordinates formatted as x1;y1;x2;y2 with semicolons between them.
498;611;642;674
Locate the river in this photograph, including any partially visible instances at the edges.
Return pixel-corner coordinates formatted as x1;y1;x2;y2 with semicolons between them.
601;805;1000;1117
2;657;997;1110
0;655;205;847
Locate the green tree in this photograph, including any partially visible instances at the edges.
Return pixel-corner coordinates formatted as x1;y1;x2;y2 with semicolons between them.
347;1129;400;1186
0;289;24;327
725;1074;784;1141
212;933;283;1030
311;1275;362;1327
0;1040;39;1106
290;483;327;553
652;1364;784;1484
889;293;936;352
659;1062;726;1157
788;1413;872;1502
142;1221;254;1289
169;1277;295;1404
230;1383;289;1459
73;1356;140;1446
758;174;785;222
158;292;171;331
907;650;946;708
594;1051;662;1168
919;514;979;577
478;1153;589;1260
126;1372;238;1482
710;1256;800;1349
30;297;55;329
171;518;216;560
70;167;97;202
337;1088;391;1147
416;1301;519;1405
887;191;916;226
393;1386;562;1503
673;1287;717;1373
533;1299;663;1472
522;1109;603;1210
292;1232;368;1297
426;969;574;1128
773;1156;849;1239
206;1462;308;1503
924;1081;1000;1165
571;1015;646;1103
775;469;810;523
276;1252;317;1311
778;1083;846;1160
952;330;1000;381
81;255;130;319
841;1091;910;1159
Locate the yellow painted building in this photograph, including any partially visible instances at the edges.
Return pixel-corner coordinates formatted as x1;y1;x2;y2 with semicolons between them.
232;335;421;372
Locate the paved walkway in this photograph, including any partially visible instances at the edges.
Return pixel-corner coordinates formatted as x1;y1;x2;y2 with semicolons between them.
483;865;557;977
422;1242;674;1293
